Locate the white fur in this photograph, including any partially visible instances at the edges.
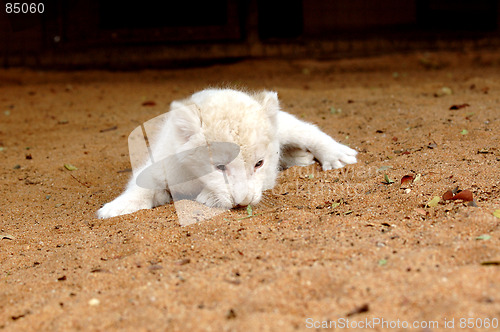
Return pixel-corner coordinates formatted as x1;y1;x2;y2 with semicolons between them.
97;89;357;219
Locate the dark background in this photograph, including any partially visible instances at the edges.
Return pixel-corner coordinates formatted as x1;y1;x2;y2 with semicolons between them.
1;0;500;68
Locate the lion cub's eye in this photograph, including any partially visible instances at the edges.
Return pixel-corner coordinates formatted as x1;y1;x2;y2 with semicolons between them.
254;160;264;169
216;164;226;171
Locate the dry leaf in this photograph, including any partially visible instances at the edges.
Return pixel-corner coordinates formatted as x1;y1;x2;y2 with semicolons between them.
142;101;156;106
346;303;369;317
64;164;77;171
226;308;237;319
434;87;453;97
442;189;473;202
453;190;473;201
401;175;414;185
1;233;15;240
175;258;191;266
426;196;440;207
449;103;470;110
100;126;118;133
442;190;454;201
481;260;500;266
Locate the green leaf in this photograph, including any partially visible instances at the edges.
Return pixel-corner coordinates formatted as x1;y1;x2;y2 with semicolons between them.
383;173;395;184
331;202;341;209
246;205;253;217
493;209;500;219
426;196;440;208
329;106;342;114
441;87;452;95
460;129;468;135
308;174;314;179
476;234;491;241
378;259;387;266
64;164;78;171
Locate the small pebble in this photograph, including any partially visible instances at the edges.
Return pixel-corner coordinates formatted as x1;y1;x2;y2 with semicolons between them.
88;298;100;306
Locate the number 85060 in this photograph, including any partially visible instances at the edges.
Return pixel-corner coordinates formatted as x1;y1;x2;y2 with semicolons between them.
6;3;45;14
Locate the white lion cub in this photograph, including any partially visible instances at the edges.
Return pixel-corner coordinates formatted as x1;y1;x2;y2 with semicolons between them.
97;89;357;219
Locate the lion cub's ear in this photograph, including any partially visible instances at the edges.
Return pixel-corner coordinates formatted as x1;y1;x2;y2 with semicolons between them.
170;101;201;143
255;90;280;125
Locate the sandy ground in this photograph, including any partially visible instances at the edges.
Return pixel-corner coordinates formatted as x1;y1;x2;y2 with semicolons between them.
1;51;499;331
